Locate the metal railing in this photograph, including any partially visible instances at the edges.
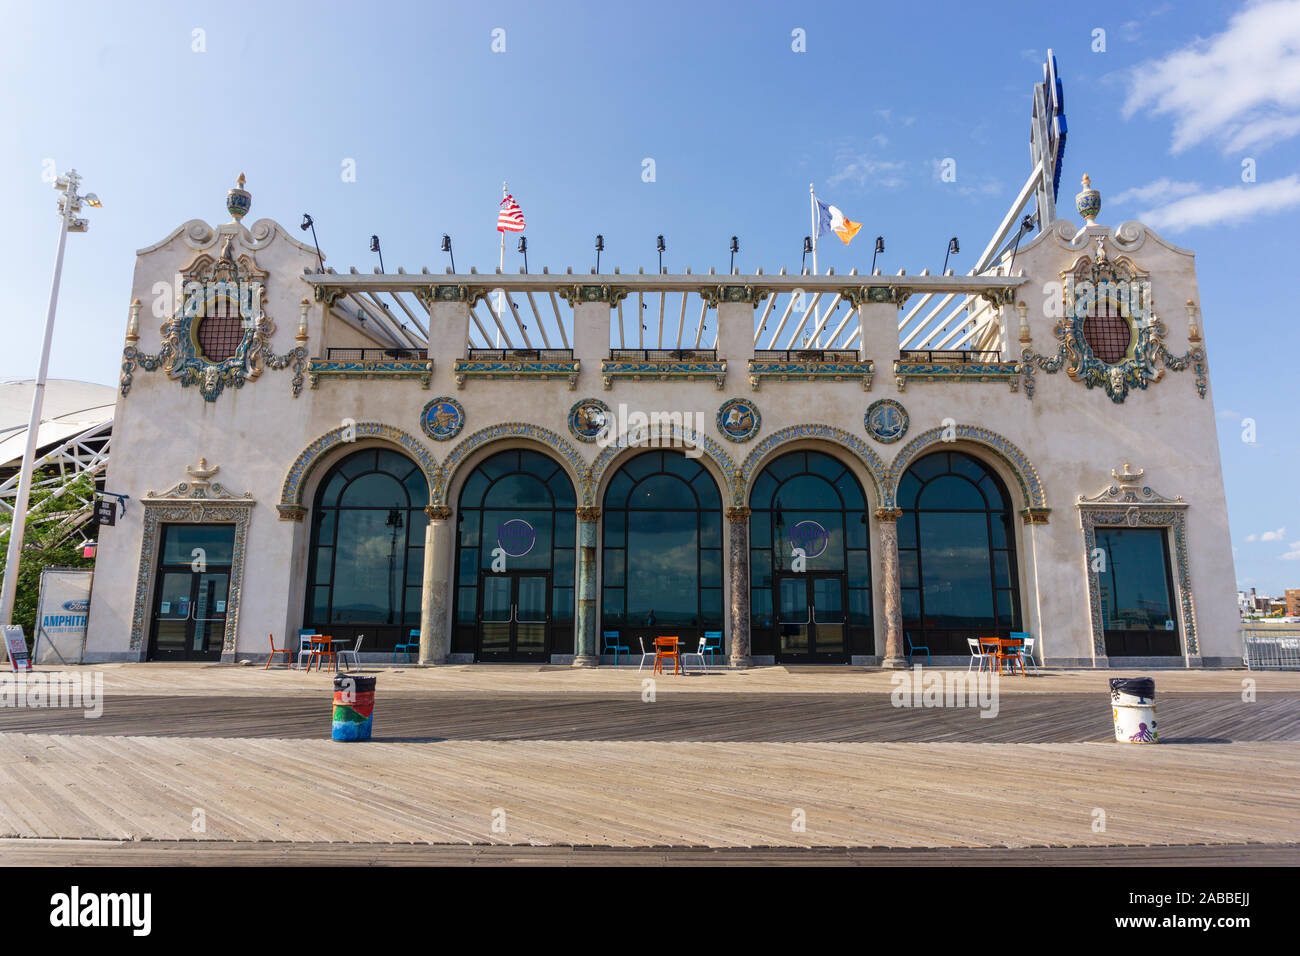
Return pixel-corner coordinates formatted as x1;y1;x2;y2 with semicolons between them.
325;347;426;361
608;349;718;362
1243;627;1300;670
753;349;861;363
465;348;575;361
898;348;1003;363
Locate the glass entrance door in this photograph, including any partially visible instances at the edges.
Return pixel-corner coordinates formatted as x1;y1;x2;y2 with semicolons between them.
775;574;848;663
477;572;551;662
147;524;235;661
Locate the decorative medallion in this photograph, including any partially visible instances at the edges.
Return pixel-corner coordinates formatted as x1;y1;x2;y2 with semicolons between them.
865;399;908;443
495;518;537;558
717;398;761;442
789;520;829;559
568;398;610;443
421;396;465;441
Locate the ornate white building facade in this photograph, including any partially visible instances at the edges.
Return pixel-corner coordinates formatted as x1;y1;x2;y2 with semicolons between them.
83;175;1241;668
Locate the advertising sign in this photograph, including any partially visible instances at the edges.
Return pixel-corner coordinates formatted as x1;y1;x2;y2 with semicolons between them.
34;567;94;665
3;625;31;672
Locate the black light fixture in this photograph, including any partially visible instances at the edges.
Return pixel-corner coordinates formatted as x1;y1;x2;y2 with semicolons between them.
656;234;666;273
595;234;604;272
1008;214;1036;274
299;214;324;273
517;235;528;273
871;236;885;274
943;236;960;274
801;236;812;274
440;234;455;273
370;234;385;273
729;236;740;272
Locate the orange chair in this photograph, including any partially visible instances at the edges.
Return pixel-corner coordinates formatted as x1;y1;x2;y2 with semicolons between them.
653;636;680;676
306;635;337;673
265;633;294;670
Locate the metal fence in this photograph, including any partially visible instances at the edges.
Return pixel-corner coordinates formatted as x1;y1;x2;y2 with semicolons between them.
898;349;1003;363
465;348;575;361
325;347;425;360
753;349;860;363
1242;626;1300;670
608;349;718;362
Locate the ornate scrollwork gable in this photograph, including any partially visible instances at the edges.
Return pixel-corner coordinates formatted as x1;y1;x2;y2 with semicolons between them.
1020;238;1206;403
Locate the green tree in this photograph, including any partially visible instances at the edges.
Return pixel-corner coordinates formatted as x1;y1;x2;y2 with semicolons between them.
0;470;97;644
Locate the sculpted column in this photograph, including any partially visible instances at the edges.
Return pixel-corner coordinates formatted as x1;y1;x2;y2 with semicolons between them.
726;507;752;667
876;507;905;668
573;506;601;666
419;506;453;664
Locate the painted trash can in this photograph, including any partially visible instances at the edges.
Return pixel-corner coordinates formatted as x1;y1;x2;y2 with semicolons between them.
1109;677;1157;743
332;674;376;741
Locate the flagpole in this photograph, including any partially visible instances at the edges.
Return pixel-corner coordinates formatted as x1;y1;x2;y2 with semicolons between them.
808;183;820;344
496;181;507;348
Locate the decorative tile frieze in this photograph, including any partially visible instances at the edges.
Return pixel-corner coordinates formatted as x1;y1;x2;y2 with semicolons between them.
437;423;587;508
557;285;629;306
884;424;1047;513
279;422;437;515
893;361;1020;391
307;357;433;389
747;359;874;391
600;358;726;391
738;424;887;510
454;357;580;390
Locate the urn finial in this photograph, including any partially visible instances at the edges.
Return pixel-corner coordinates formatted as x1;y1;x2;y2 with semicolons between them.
226;173;252;222
1076;173;1101;224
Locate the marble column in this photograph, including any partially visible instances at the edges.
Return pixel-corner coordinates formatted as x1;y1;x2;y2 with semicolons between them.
726;507;752;667
573;506;601;666
876;507;906;668
419;505;453;664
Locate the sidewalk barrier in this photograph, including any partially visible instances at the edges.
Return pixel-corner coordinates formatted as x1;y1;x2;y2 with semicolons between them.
1109;677;1156;743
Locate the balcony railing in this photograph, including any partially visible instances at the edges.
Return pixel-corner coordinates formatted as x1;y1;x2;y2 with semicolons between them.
325;347;426;360
608;348;718;362
753;349;860;363
898;349;1002;363
466;348;575;361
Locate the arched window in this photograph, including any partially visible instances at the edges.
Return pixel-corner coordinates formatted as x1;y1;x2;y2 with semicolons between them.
304;448;429;651
897;450;1021;654
601;451;723;642
748;450;871;661
452;449;576;661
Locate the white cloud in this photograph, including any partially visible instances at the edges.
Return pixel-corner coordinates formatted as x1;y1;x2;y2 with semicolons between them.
1123;0;1300;154
1110;178;1202;206
1281;549;1300;561
827;152;906;190
1245;527;1286;542
1139;175;1300;231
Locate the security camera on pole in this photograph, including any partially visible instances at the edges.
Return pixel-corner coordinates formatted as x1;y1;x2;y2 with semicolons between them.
0;169;101;625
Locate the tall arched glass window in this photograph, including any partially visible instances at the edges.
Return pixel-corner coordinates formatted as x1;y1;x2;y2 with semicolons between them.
601;451;723;642
304;448;429;651
897;450;1021;654
452;449;576;661
748;450;871;662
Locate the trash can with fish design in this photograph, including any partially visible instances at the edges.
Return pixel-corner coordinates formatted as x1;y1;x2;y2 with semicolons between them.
332;674;376;741
1109;677;1156;743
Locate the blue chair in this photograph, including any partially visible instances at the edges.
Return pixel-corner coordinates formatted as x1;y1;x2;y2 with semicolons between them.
702;630;724;667
394;628;420;663
602;630;629;665
905;631;930;667
1010;631;1036;673
295;629;317;670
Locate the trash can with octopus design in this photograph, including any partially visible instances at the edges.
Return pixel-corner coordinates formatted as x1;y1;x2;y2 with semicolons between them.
1109;677;1156;743
332;674;376;741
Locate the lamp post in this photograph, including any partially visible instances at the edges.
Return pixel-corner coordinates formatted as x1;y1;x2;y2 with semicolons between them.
0;169;100;625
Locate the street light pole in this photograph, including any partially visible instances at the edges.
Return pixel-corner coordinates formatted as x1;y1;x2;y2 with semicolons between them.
0;169;99;625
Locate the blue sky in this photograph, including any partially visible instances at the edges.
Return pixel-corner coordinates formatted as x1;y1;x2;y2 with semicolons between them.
2;0;1298;593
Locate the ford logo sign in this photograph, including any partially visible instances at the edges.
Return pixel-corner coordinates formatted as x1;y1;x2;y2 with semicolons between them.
62;600;90;613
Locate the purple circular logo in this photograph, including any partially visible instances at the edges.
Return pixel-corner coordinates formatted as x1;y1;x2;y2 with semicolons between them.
496;519;537;557
789;520;829;559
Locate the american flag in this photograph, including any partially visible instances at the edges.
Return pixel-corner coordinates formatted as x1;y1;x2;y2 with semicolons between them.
497;194;525;232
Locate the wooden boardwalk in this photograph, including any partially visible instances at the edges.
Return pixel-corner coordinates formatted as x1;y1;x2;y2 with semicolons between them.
1;692;1298;743
3;838;1297;866
1;734;1298;848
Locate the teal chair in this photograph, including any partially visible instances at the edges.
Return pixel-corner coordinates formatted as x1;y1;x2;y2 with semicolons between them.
602;630;629;665
1010;631;1036;672
905;631;930;667
394;629;420;663
702;630;724;667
